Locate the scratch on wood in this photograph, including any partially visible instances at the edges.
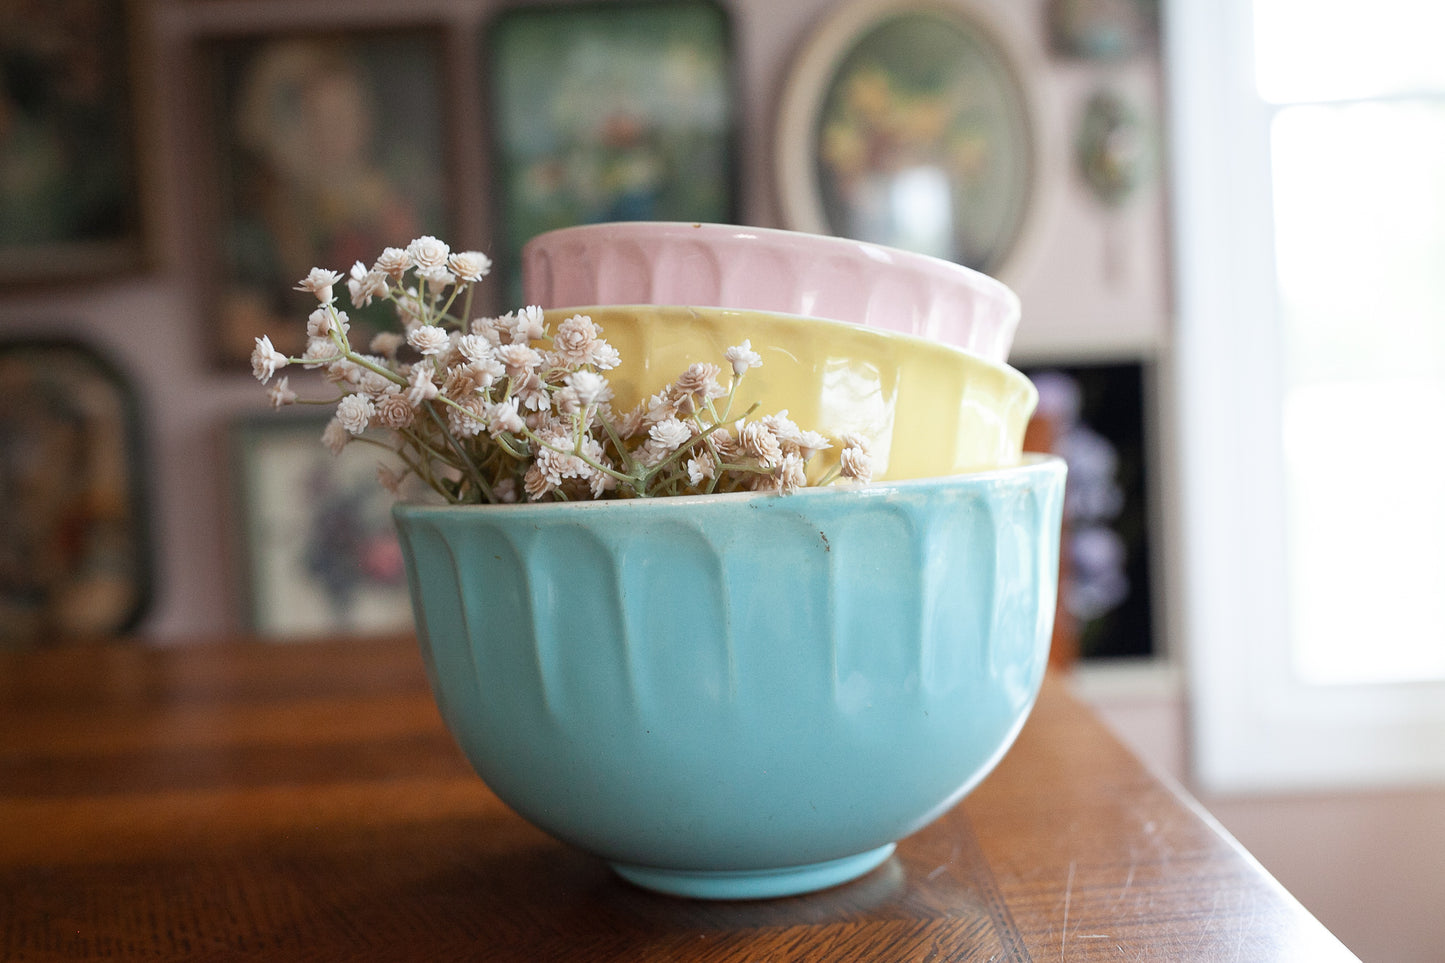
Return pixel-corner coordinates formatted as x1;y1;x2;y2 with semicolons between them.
1060;860;1076;959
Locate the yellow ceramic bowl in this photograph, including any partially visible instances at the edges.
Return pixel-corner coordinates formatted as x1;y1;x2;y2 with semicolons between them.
546;305;1037;482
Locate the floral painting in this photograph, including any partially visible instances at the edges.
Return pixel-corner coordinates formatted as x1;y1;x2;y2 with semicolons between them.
486;0;735;304
814;10;1032;270
1025;362;1154;660
233;413;411;639
203;29;451;366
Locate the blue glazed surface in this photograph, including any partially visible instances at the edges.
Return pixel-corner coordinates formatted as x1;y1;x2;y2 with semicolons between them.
394;455;1065;898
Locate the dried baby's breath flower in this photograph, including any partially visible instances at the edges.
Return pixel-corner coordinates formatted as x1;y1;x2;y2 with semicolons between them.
407;236;450;274
295;268;343;303
407;365;440;406
565;370;612;407
374;247;411;278
486;397;525;437
266;376;296;408
449;395;488;438
649;417;694;453
348;262;389;307
336;394;375;435
321;417;349;455
250;335;287;384
448;250;492;283
838;433;873;483
725;340;762;378
512;305;546;343
408;324;450;357
674;362;725;402
369;331;405;358
686;453;715;487
254;238;870;505
307;307;348;339
776;452;808;494
590;340;621;370
494;342;541;374
553;313;600;366
512;370;551;412
740;420;783;469
375;392;415;430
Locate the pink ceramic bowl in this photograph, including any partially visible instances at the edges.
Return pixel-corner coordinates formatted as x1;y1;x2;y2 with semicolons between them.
521;222;1022;362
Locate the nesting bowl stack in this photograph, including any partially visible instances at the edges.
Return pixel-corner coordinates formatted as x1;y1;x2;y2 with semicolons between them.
393;222;1065;899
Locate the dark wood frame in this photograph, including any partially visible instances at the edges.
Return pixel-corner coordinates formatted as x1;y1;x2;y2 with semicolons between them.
0;0;160;285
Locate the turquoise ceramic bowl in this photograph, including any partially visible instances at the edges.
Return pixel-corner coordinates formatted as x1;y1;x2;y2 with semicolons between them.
393;456;1065;899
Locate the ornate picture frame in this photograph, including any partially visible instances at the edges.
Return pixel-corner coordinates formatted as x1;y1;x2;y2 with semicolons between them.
0;0;158;284
484;0;737;305
230;412;413;639
775;0;1044;279
194;27;456;368
0;337;154;644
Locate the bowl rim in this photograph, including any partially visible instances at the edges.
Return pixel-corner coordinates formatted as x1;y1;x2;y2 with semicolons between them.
393;453;1064;518
538;302;1036;394
522;221;1021;307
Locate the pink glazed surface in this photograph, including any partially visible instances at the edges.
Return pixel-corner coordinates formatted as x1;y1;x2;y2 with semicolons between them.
521;222;1022;363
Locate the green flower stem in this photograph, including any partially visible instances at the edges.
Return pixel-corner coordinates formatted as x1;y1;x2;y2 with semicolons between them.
423;403;493;503
326;325;408;388
435;282;466;324
492;432;527;460
522;421;635;487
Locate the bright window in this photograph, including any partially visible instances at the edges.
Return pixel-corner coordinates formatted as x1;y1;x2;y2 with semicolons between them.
1167;0;1445;791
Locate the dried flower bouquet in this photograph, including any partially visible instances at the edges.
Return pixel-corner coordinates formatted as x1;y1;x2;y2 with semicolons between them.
251;236;873;505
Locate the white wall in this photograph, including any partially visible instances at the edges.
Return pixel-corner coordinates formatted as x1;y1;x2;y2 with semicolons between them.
0;0;1171;638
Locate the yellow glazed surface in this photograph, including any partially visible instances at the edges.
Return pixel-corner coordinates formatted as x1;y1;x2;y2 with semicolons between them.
547;305;1038;482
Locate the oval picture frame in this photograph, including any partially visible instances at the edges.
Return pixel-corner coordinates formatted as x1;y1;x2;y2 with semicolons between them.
775;0;1045;281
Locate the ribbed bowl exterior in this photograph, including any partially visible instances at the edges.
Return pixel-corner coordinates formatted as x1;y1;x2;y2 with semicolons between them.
521;222;1022;363
394;456;1065;873
540;306;1039;483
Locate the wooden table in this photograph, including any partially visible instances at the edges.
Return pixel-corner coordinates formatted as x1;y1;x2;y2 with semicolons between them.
0;636;1355;961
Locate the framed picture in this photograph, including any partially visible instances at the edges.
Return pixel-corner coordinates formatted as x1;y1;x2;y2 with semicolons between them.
0;338;153;645
1023;362;1155;662
231;412;412;639
776;0;1041;278
484;0;737;305
196;28;455;367
0;0;157;284
1047;0;1156;61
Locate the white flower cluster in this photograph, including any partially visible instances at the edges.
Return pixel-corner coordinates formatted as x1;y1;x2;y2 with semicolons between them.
252;236;873;504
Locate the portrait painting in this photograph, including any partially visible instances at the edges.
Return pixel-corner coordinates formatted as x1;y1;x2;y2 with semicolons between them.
201;29;452;366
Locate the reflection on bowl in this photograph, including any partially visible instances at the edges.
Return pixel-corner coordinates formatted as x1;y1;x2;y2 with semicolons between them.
548;304;1037;482
395;455;1066;899
523;222;1023;362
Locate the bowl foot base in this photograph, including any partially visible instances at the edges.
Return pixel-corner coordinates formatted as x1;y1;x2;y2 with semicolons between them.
608;843;897;900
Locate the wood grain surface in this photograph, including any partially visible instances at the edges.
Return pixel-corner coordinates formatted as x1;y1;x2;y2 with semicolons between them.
0;637;1357;961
